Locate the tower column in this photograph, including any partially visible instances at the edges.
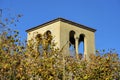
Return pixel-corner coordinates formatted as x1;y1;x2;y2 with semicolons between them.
75;36;79;59
84;36;87;60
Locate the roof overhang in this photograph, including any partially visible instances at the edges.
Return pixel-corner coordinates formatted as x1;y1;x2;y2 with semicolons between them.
26;18;96;32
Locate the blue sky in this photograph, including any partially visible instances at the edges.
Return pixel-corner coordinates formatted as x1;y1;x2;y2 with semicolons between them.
0;0;120;53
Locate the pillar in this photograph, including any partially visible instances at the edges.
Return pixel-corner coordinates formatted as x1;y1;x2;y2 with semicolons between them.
84;36;87;60
75;36;79;59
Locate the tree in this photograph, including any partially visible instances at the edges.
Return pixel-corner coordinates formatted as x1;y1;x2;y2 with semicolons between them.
0;10;120;79
0;30;120;80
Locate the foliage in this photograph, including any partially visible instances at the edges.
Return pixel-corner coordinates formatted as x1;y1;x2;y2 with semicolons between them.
0;30;120;80
0;10;120;79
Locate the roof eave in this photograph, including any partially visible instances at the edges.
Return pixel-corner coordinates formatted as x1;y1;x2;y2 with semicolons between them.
26;18;96;32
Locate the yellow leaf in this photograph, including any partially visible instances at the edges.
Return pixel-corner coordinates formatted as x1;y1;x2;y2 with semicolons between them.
3;64;8;69
19;67;23;71
84;75;89;79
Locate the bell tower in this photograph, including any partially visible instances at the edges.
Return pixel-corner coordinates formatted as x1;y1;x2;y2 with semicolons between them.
26;18;96;59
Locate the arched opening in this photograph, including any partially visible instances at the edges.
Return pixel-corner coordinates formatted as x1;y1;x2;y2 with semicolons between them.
44;30;52;52
44;30;52;43
69;30;75;57
44;30;51;38
78;34;85;59
46;30;51;36
35;30;52;56
35;33;43;56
